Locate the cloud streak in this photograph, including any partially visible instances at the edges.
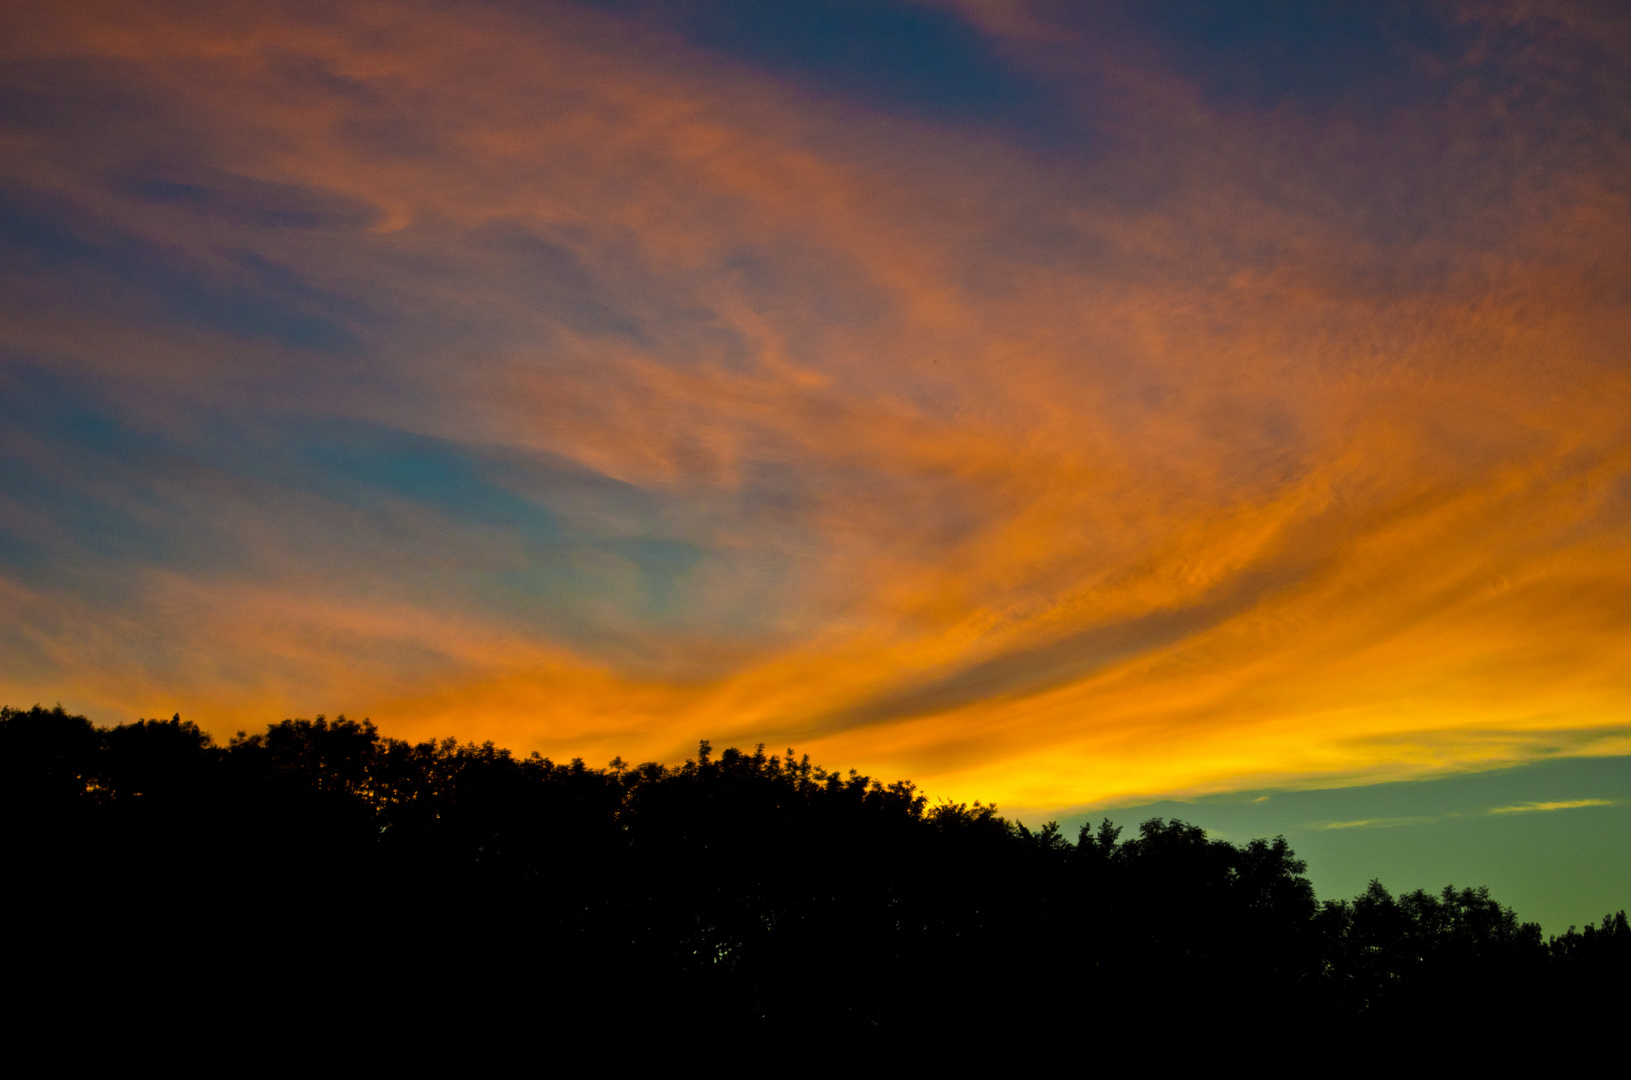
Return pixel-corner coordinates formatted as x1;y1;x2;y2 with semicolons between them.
1487;799;1616;815
1316;817;1439;831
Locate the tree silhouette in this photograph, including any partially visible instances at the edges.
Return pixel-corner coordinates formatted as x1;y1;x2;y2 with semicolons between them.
3;702;1626;1044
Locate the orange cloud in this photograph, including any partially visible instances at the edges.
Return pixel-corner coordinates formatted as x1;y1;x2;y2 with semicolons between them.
3;0;1630;814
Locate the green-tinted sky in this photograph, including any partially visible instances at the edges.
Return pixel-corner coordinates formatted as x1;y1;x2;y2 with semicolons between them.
1047;753;1631;934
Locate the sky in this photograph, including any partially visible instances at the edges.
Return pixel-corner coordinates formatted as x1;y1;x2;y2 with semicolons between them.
3;1;1630;928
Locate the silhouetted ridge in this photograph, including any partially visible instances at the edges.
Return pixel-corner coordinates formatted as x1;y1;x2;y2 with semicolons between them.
5;704;1627;1044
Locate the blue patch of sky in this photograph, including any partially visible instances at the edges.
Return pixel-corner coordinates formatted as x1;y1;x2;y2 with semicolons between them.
0;367;718;640
577;1;1476;151
265;420;572;537
0;183;373;354
578;0;1080;152
232;418;720;634
0;369;197;577
1039;753;1631;935
1122;0;1460;116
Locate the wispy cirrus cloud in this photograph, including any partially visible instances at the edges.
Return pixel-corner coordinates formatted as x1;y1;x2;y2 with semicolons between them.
1488;799;1616;815
1316;817;1439;831
1307;799;1614;834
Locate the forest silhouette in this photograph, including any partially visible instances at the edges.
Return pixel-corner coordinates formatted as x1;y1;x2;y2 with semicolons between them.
6;703;1627;1043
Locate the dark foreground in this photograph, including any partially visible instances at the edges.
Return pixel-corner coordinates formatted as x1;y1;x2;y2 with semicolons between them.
6;705;1627;1046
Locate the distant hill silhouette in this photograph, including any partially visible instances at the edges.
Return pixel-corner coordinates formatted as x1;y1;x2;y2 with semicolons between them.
4;703;1626;1046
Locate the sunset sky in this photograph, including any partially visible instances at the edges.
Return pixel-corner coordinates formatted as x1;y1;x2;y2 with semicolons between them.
4;1;1630;928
